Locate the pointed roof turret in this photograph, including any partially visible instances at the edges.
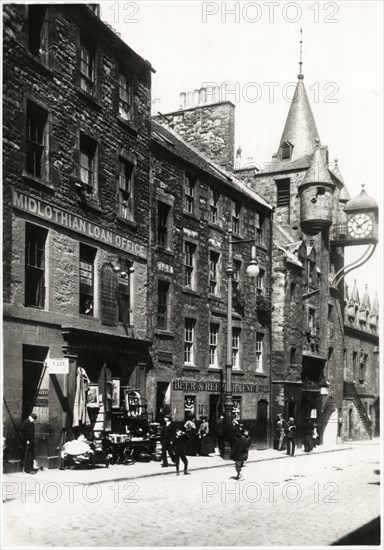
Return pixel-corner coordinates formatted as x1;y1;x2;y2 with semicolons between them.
372;291;379;314
300;139;334;187
274;73;321;163
362;284;371;309
351;280;360;304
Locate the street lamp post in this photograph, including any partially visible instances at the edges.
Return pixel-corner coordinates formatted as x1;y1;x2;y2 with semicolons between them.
223;227;260;459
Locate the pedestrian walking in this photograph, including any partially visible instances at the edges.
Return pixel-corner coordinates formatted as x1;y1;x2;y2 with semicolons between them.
285;417;297;457
215;414;225;456
229;431;250;480
172;429;190;475
198;416;215;456
184;414;198;456
312;425;319;448
18;413;37;474
303;417;314;452
161;415;176;467
276;413;286;451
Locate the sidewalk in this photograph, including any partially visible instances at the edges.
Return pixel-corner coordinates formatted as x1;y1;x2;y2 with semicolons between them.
2;440;362;488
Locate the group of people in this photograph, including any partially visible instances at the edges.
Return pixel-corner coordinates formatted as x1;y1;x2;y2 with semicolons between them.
276;414;319;456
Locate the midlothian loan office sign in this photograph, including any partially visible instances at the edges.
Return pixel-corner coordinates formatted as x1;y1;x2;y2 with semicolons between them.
13;190;147;259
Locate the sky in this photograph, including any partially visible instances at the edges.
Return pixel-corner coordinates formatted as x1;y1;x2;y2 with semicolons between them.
101;0;383;304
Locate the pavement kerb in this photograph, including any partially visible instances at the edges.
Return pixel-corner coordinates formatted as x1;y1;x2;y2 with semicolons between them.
83;445;354;485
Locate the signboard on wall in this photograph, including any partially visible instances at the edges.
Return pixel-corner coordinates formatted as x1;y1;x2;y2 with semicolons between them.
47;358;69;374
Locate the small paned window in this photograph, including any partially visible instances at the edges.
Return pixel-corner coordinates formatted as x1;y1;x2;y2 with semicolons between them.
28;5;49;63
184;174;196;214
80;132;98;197
118;158;134;220
118;69;134;122
157;280;170;330
79;244;96;316
80;32;96;95
232;328;241;369
209;188;220;224
25;224;48;308
26;100;49;180
256;333;264;372
157;202;171;248
231;200;241;234
209;323;219;367
184;319;195;364
209;251;220;295
184;242;196;289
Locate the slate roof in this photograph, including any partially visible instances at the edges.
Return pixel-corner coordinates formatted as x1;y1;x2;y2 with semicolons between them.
151;120;272;210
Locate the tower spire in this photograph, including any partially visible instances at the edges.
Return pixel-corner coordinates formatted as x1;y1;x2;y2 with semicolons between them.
298;27;303;79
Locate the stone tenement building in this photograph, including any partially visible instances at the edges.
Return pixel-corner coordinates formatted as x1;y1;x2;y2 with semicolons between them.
149;117;272;446
3;4;154;470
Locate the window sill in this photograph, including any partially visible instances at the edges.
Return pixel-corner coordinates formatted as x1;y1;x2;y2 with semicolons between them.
76;87;102;109
182;287;200;297
25;52;53;76
117;116;138;134
207;367;222;372
117;216;137;229
78;196;102;213
183;365;200;372
232;369;245;376
208;222;224;232
154;329;174;339
183;211;199;222
256;242;268;252
208;293;224;302
254;372;268;378
154;245;174;256
22;172;54;192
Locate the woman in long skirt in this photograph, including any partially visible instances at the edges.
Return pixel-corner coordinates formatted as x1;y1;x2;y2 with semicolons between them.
198;416;215;456
184;415;198;456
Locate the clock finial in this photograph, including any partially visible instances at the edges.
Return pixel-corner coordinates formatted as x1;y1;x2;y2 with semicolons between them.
298;27;304;79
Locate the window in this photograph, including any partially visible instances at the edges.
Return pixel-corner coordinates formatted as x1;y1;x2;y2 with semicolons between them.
209;188;220;224
209;324;219;367
232;396;241;419
118;69;134;121
359;353;367;383
157;202;171;248
256;268;265;295
184;174;196;214
209;251;220;295
290;347;297;364
25;224;47;308
26;99;49;180
307;260;316;287
184;241;196;289
281;141;291;160
256;333;264;372
352;351;357;380
231;200;241;234
290;282;296;302
308;308;316;335
255;212;265;244
79;244;95;316
80;32;96;95
184;396;196;421
184;319;195;364
80;132;97;197
28;5;49;63
233;260;241;290
328;304;334;320
118;270;130;325
118;158;134;220
157;280;170;330
276;179;290;208
232;328;241;369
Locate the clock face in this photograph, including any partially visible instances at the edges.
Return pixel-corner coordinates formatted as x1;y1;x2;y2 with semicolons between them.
347;213;374;239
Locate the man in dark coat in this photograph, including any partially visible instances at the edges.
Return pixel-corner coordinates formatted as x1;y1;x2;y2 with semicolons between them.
229;431;250;480
19;413;37;474
172;429;190;475
161;415;176;467
303;417;314;452
285;417;297;457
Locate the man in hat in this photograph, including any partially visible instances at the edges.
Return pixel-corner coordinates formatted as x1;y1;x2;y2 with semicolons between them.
19;413;38;474
285;417;297;457
161;415;176;467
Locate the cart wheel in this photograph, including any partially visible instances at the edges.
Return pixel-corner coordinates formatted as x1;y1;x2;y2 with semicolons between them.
124;457;136;465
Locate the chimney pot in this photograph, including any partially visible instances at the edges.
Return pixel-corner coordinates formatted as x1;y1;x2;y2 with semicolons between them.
180;92;186;109
187;91;193;107
194;89;200;106
200;87;207;104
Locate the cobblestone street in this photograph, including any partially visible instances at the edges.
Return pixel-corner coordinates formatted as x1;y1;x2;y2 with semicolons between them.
2;441;380;547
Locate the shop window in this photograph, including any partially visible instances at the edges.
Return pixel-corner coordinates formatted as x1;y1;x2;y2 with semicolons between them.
118;270;130;325
26;99;49;180
79;244;96;316
28;5;49;63
232;396;241;420
209;251;220;295
118;68;134;122
184;395;196;421
256;333;264;372
232;260;241;290
184;318;195;365
157;280;170;330
209;188;220;224
256;268;265;295
118;157;135;221
79;31;97;95
209;323;219;367
157;201;171;248
232;328;241;369
184;174;196;214
80;132;98;197
255;212;265;244
231;200;241;235
184;241;196;289
25;223;47;308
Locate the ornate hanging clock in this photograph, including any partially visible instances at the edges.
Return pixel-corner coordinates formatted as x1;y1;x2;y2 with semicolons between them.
346;212;374;240
338;185;378;246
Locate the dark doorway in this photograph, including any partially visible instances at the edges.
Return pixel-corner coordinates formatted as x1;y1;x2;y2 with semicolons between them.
255;400;268;449
209;394;220;444
288;401;296;419
156;382;170;421
22;345;49;419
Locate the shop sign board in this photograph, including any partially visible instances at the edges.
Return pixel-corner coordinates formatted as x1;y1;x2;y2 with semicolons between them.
173;378;269;394
47;358;69;374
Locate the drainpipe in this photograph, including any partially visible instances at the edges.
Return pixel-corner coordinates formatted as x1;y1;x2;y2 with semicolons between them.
268;207;275;448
